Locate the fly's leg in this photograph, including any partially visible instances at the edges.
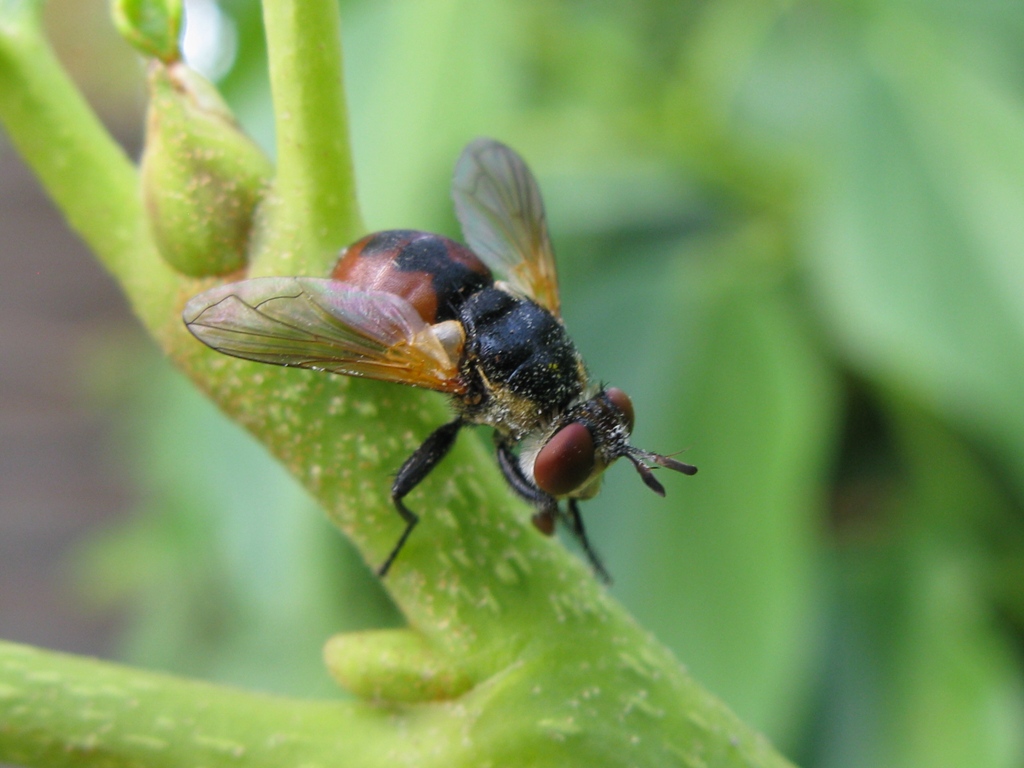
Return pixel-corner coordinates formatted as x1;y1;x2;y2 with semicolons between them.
567;499;611;584
494;434;559;536
495;435;609;581
379;418;463;577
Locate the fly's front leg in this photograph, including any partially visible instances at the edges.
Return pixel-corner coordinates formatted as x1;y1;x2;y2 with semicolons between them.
495;435;610;581
379;418;464;577
566;499;611;584
494;434;559;536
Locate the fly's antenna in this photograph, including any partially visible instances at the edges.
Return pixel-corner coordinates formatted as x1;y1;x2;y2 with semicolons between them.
623;448;697;496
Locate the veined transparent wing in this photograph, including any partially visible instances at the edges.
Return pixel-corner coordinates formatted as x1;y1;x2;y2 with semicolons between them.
183;277;466;394
452;138;561;316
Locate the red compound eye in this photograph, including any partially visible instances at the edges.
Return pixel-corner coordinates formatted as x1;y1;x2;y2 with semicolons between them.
605;387;634;432
535;422;596;497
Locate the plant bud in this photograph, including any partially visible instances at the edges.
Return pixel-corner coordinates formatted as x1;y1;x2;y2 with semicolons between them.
141;61;273;277
111;0;182;63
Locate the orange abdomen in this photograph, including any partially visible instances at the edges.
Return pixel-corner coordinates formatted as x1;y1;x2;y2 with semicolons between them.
331;230;492;324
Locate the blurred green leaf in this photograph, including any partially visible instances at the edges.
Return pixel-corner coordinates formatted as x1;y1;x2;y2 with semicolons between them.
801;13;1024;492
820;405;1024;768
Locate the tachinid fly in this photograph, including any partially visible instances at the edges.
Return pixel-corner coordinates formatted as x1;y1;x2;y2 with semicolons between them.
183;138;696;581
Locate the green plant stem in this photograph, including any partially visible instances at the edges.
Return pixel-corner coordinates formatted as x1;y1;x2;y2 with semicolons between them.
0;0;182;330
1;632;793;768
0;640;386;768
253;0;362;276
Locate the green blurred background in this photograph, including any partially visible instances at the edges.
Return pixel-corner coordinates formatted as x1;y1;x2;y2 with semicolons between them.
3;0;1024;766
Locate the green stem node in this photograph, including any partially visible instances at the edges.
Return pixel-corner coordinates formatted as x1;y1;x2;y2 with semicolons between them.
142;61;274;277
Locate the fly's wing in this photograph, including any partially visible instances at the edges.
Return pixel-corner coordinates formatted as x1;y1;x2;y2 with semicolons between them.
451;138;561;316
183;277;466;394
